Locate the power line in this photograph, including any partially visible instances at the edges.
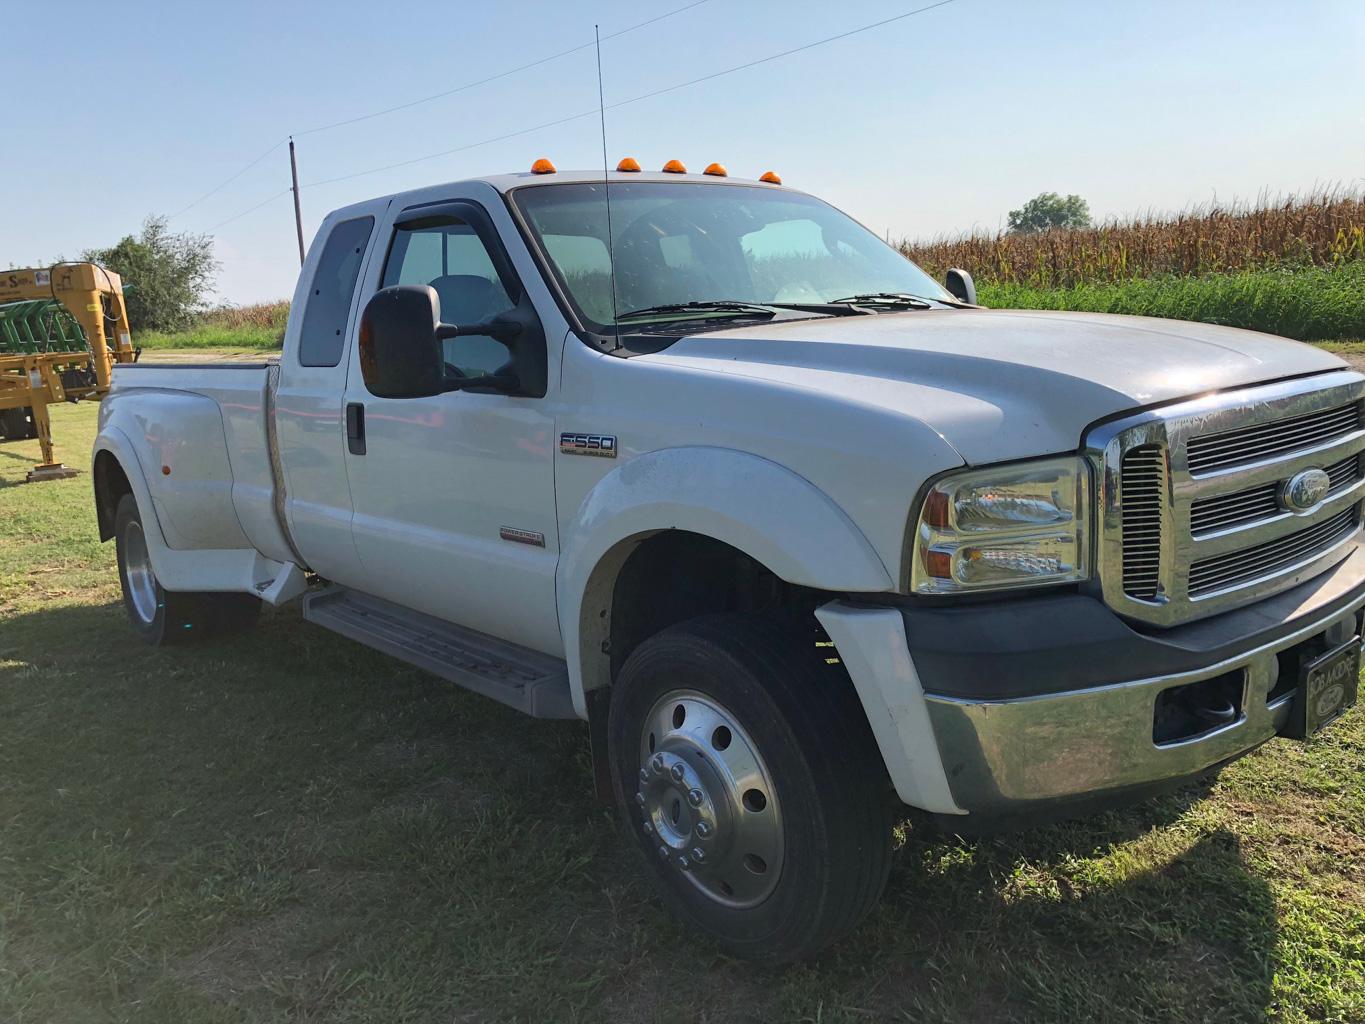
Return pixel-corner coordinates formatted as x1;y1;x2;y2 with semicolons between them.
294;0;711;138
303;110;600;189
302;0;958;192
603;0;957;113
208;0;959;230
169;139;287;220
169;0;708;224
205;189;291;233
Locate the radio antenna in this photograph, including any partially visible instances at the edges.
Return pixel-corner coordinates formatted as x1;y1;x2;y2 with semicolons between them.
595;25;621;349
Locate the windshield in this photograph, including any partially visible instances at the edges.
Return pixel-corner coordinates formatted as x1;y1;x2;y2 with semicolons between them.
511;181;951;329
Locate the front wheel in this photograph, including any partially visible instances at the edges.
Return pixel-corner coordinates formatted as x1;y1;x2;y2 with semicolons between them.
114;493;260;645
608;613;895;963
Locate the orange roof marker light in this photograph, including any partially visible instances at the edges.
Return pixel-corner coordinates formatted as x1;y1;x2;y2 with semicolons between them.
703;162;728;177
530;157;557;175
616;157;642;172
759;170;783;185
661;159;688;174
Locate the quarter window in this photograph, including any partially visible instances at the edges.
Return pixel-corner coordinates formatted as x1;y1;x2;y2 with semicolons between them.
298;216;373;368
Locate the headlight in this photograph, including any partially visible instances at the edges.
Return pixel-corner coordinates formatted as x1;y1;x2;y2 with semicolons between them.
910;456;1091;594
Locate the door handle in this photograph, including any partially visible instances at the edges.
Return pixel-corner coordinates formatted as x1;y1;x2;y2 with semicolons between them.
345;402;366;455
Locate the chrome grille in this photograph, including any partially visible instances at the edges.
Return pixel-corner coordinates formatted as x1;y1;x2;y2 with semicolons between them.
1121;445;1165;598
1189;453;1361;536
1189;506;1360;596
1092;374;1365;627
1185;402;1361;475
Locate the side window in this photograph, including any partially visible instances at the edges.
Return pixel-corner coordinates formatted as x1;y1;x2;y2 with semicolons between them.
298;216;374;367
382;220;516;381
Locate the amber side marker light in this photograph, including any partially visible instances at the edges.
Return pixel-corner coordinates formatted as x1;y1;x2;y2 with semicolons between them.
703;162;728;177
530;158;557;174
661;159;687;174
759;170;783;184
617;157;642;172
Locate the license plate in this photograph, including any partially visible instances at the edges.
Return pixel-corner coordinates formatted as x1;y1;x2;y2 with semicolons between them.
1284;638;1360;740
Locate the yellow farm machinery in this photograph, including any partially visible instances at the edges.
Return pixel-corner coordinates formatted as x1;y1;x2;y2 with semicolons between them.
0;264;137;481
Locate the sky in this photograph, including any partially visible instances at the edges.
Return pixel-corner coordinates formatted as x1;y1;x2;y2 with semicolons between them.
4;0;1364;305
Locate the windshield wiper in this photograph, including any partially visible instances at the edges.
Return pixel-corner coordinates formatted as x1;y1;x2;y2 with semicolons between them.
829;292;935;309
617;300;779;321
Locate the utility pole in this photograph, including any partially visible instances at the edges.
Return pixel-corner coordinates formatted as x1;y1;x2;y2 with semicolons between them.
289;138;306;266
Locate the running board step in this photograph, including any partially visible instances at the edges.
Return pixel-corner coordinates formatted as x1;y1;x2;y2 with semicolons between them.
303;588;577;719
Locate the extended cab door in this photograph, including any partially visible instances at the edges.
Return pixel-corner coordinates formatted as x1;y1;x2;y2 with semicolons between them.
275;205;385;586
341;185;563;655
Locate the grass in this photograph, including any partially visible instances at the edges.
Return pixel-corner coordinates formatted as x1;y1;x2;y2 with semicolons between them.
137;302;288;351
977;262;1365;342
2;402;1363;1022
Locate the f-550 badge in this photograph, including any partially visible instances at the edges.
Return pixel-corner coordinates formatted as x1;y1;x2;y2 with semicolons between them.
560;433;617;458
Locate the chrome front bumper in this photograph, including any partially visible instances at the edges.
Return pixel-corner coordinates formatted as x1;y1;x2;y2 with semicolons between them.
923;595;1363;815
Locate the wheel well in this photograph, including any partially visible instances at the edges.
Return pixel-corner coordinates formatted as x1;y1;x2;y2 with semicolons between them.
93;451;132;542
607;531;825;681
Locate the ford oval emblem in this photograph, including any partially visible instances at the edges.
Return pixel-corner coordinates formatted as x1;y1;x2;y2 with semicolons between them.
1282;468;1330;513
1314;682;1346;719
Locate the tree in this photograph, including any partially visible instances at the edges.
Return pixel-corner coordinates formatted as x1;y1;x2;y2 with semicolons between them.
83;216;218;332
1007;192;1092;234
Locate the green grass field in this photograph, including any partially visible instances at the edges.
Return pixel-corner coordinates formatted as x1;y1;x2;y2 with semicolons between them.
979;263;1365;343
136;324;281;350
1;401;1363;1023
137;302;289;351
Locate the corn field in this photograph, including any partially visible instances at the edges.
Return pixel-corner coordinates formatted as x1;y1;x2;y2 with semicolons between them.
901;190;1365;288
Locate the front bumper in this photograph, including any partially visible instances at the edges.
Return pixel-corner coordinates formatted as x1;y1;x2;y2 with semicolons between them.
819;540;1365;825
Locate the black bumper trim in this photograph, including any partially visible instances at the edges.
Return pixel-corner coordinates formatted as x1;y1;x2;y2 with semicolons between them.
903;540;1365;701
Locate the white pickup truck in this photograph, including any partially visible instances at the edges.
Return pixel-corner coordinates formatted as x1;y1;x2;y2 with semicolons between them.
93;163;1364;962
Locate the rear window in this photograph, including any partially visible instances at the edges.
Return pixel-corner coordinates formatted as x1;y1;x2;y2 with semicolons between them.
298;216;374;367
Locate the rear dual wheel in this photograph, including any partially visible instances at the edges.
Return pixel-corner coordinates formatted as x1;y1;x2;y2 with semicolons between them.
609;614;895;963
114;494;260;645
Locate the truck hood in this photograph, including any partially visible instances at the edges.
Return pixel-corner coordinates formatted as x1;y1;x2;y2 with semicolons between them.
647;308;1349;464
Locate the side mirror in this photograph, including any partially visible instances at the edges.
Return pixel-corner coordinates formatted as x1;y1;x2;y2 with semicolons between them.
358;285;451;398
945;268;977;305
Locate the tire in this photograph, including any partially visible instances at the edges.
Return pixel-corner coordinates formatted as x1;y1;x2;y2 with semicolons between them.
1;407;35;441
608;613;895;963
113;493;261;645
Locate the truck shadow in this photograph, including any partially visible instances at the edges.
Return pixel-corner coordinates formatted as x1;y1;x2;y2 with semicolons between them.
854;820;1279;1021
0;599;1284;1023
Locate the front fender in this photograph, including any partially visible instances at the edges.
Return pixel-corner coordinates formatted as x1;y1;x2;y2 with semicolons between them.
557;446;894;717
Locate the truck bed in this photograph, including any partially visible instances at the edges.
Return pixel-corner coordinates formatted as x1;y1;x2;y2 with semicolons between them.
104;361;295;566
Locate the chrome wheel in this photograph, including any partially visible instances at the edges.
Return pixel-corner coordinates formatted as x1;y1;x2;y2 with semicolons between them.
122;519;159;625
637;690;783;908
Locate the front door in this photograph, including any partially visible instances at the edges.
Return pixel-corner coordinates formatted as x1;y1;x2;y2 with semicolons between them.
341;193;562;655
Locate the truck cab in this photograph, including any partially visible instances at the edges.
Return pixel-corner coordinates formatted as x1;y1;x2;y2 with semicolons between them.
92;164;1364;962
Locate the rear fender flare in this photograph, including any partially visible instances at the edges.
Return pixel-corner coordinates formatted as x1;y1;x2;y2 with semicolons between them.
92;425;300;599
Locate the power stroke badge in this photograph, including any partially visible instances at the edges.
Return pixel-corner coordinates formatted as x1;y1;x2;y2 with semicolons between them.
560;433;617;458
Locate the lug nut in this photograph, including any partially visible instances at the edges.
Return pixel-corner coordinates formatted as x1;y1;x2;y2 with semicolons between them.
657;844;669;859
635;791;646;806
677;855;691;870
671;763;686;781
643;820;654;834
639;767;649;782
651;755;665;774
695;821;712;838
687;788;704;807
691;847;705;862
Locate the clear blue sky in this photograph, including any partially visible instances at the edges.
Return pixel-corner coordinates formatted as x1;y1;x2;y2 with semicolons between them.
4;0;1363;305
